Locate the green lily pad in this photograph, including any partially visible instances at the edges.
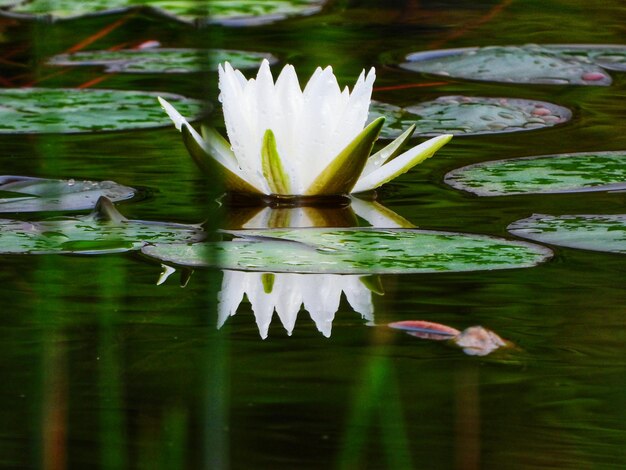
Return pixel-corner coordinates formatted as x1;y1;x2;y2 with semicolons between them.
48;48;278;74
370;97;571;139
508;214;626;254
539;44;626;72
0;176;136;212
399;45;612;85
445;151;626;196
0;88;204;134
0;0;327;25
141;228;553;274
0;197;205;255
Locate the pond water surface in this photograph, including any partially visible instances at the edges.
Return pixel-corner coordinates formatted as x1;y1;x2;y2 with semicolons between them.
1;1;625;469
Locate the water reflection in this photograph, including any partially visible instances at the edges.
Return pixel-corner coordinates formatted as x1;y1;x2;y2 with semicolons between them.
218;271;375;338
217;198;402;338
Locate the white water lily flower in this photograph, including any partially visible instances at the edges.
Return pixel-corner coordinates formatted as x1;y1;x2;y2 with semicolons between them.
159;59;452;197
217;271;375;338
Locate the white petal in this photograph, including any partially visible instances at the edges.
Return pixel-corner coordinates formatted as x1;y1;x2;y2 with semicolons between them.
219;62;269;193
294;66;347;191
215;60;382;196
245;273;277;339
217;270;246;329
343;277;375;322
273;65;303;189
302;275;343;337
273;274;303;336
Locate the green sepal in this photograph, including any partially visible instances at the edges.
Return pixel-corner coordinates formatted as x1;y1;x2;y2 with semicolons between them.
352;134;452;193
362;124;416;176
261;129;291;195
181;124;262;195
305;117;385;196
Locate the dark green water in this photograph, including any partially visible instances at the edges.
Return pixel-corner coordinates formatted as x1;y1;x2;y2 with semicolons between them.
1;1;625;468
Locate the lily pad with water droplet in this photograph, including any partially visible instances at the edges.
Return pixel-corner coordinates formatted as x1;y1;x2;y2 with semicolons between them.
0;176;136;212
399;45;612;85
445;151;626;196
48;48;278;74
508;214;626;254
0;197;205;255
0;0;327;25
0;88;204;134
370;97;571;139
141;228;553;274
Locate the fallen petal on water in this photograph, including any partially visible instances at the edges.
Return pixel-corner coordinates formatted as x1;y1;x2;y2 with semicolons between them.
389;320;513;356
454;326;509;356
388;320;461;340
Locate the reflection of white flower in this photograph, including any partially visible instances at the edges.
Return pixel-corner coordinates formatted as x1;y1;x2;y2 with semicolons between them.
159;59;451;196
217;270;375;338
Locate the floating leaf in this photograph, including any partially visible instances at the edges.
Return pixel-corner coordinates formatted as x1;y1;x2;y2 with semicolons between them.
399;45;612;85
0;176;136;212
0;197;205;254
48;48;278;74
508;214;626;254
537;44;626;72
0;0;327;25
0;88;204;134
369;97;570;139
445;151;626;196
141;228;553;274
